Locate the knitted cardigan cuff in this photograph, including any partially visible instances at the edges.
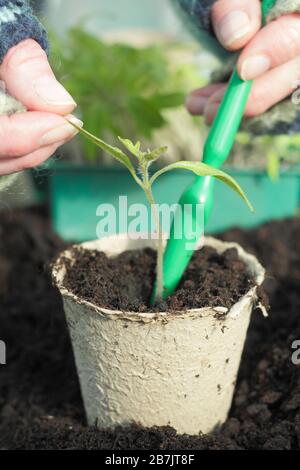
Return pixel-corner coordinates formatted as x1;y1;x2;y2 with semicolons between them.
174;0;300;135
174;0;300;45
0;0;48;64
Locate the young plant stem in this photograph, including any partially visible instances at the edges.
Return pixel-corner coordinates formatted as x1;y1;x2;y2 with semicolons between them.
144;187;164;301
139;158;163;302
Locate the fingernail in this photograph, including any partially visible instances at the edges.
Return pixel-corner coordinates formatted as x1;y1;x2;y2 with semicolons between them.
41;116;83;146
186;94;208;114
34;76;77;108
218;11;251;46
240;55;271;80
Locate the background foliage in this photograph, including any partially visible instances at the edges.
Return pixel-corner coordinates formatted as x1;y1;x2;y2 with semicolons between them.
50;27;203;162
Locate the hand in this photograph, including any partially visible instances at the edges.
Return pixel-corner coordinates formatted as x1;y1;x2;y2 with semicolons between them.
186;0;300;124
0;39;82;176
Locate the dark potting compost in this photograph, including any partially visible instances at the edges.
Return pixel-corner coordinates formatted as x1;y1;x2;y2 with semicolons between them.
62;245;255;313
0;208;300;450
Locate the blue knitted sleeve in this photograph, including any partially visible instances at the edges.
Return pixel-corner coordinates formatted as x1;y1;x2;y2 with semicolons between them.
175;0;214;34
0;0;48;63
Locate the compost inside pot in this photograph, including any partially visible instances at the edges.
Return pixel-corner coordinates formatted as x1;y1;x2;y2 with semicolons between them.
62;245;256;313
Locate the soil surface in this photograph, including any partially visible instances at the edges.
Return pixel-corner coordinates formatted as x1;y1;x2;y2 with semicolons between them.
62;245;254;312
0;208;300;450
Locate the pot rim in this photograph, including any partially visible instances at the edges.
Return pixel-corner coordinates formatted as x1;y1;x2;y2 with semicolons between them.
52;234;265;323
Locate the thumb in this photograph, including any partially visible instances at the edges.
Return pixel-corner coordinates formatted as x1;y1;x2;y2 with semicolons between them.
0;39;76;115
212;0;261;50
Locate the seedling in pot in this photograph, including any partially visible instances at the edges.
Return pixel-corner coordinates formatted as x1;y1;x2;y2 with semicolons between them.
68;122;253;303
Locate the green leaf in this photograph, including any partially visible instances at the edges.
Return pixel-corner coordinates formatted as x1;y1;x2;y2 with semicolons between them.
118;137;167;163
68;121;139;181
144;146;168;162
130;96;166;136
150;161;254;212
150;92;184;109
118;137;141;159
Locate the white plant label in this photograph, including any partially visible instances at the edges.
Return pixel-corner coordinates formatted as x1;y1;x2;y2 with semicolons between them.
291;340;300;365
0;340;6;365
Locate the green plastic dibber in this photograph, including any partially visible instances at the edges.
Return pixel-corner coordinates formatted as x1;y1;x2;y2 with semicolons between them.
151;0;275;303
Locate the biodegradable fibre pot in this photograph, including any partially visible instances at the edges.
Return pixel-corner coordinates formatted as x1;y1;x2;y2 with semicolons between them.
53;235;265;435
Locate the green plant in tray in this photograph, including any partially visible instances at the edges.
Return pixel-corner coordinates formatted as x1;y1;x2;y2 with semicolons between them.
51;27;202;162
